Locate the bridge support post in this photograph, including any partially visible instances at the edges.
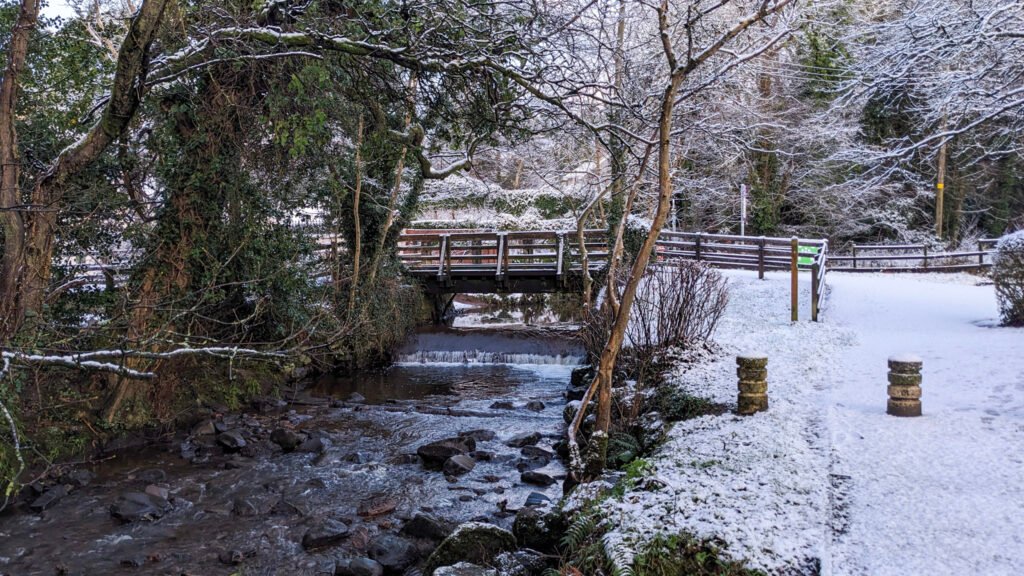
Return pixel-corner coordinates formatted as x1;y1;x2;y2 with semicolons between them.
791;237;799;322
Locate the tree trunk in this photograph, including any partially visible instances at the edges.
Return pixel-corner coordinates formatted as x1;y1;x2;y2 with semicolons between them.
0;0;40;342
347;115;364;315
0;0;169;344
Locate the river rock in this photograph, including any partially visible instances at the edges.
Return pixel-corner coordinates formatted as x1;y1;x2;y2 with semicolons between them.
565;387;587;402
443;454;476;476
469;450;494;461
135;468;167;483
110;491;172;523
400;513;454;542
488;401;514;410
520;446;553;463
302;518;350;550
424;522;516;575
144;484;169;501
459;429;496;442
347;392;367;403
233;490;279;517
336;557;384;576
218;549;245;565
417;437;476;470
494;550;548;576
271;428;304;452
296;435;326;454
30;485;67;512
570;365;594;388
367;534;419;573
520;471;555;486
433;563;496;576
358;495;398;517
217;429;247;451
513;506;563;553
524;492;552;508
61;469;94;487
505;432;540;448
524;401;545;412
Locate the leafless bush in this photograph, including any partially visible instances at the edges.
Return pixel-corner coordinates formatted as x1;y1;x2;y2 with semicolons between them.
579;261;729;368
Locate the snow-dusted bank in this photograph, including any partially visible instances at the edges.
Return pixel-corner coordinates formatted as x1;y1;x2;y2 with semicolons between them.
604;270;1024;575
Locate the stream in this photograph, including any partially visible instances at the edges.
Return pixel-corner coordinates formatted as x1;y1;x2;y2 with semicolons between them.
0;320;583;576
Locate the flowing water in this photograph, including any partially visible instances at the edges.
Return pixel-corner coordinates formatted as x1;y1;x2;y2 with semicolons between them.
0;325;581;576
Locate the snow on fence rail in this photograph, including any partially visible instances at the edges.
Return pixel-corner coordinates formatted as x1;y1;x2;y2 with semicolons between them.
827;240;1000;273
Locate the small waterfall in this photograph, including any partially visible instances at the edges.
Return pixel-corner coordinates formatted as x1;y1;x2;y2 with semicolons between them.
397;350;583;365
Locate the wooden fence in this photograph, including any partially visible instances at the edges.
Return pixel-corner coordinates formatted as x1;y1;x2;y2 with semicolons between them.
655;231;829;321
827;240;1000;272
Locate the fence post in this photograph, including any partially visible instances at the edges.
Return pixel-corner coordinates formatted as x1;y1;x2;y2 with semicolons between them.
695;233;702;261
852;245;857;270
923;244;928;270
811;262;820;322
791;237;799;322
758;236;766;280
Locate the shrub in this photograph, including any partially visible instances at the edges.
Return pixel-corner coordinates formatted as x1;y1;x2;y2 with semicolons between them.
993;231;1024;326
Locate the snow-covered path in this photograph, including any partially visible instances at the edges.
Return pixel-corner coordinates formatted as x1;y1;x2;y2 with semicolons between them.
826;274;1024;575
606;270;1024;576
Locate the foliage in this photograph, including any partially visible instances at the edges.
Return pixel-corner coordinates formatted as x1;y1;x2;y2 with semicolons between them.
631;534;765;576
993;231;1024;326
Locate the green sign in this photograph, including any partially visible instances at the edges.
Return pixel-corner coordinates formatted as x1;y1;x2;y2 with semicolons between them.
798;245;820;266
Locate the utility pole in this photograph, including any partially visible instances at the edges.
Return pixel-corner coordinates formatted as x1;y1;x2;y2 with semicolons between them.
935;121;948;239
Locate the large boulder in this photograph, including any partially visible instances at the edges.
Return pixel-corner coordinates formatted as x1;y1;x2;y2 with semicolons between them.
423;522;517;575
417;437;477;470
433;563;496;576
443;454;476;476
994;231;1024;326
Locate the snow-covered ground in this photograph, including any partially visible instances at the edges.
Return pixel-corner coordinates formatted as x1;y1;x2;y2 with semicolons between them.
606;270;1024;575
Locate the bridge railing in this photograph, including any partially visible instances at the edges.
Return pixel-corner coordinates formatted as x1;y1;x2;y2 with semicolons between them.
397;230;608;281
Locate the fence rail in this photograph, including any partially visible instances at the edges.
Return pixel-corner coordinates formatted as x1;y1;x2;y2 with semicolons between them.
655;231;828;321
828;240;1000;273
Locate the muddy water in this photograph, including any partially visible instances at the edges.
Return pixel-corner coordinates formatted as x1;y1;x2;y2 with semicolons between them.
0;329;581;576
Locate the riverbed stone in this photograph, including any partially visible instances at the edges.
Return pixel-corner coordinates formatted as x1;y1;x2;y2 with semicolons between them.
401;513;454;542
135;468;167;483
144;484;169;501
520;471;555;486
30;485;67;512
443;454;476;476
520;446;553;462
297;435;326;454
218;549;245;565
494;550;548;576
217;429;247;451
488;401;514;410
367;534;419;573
233;489;279;517
271;428;304;452
110;491;172;523
61;469;94;487
469;450;494;461
457;429;495;442
505;432;541;448
524;401;545;412
302;518;350;550
358;495;398;517
433;563;496;576
424;522;516;575
512;506;563;553
336;557;384;576
417;437;477;470
570;365;593;388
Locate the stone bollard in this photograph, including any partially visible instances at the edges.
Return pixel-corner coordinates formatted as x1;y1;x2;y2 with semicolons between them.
887;354;923;417
737;353;769;415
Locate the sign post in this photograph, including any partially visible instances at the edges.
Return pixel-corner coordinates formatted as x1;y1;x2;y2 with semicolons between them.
740;184;748;237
